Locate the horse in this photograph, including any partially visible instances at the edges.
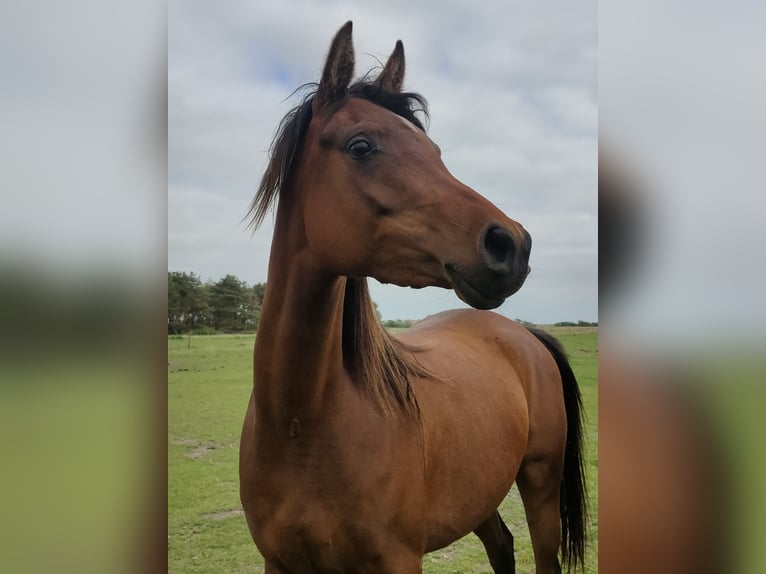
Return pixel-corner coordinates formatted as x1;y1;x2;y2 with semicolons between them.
239;21;587;574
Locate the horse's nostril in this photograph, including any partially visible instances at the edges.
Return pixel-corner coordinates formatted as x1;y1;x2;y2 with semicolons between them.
484;225;515;266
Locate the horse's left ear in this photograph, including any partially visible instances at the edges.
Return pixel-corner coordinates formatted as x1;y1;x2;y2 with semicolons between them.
315;21;355;109
376;40;405;93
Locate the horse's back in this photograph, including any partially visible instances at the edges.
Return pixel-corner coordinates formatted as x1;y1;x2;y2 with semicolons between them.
398;309;559;399
403;309;567;459
395;309;566;549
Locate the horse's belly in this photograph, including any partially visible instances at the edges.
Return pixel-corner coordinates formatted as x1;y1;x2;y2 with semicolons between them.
417;370;530;550
422;431;525;552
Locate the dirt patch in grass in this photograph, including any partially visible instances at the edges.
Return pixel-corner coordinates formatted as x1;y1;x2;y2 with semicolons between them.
202;509;244;521
172;438;221;459
187;444;218;459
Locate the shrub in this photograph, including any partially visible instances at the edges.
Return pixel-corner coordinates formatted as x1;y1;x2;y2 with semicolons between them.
192;325;218;335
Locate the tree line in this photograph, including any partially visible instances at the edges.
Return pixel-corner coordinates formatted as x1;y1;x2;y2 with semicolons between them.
168;272;265;334
169;271;597;335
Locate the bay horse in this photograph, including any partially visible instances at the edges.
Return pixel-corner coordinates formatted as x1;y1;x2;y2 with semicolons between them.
240;21;587;574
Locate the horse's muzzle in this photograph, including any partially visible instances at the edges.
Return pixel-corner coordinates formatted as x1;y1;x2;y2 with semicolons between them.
443;224;531;310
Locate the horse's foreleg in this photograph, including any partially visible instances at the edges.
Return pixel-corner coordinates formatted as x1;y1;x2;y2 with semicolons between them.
516;460;563;574
474;510;516;574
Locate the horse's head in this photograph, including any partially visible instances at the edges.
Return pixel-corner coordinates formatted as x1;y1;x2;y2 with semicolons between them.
256;22;531;310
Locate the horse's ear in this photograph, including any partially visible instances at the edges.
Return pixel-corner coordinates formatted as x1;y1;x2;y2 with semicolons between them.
377;40;405;93
315;21;355;109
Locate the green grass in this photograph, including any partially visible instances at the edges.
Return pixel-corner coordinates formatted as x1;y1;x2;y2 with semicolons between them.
169;329;597;573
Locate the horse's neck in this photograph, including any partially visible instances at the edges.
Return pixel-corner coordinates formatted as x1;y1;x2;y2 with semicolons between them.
253;221;348;427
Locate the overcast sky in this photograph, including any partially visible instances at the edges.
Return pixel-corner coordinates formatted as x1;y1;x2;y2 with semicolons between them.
168;0;597;323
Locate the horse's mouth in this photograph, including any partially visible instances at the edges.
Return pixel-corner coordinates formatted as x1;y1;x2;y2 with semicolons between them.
444;263;506;311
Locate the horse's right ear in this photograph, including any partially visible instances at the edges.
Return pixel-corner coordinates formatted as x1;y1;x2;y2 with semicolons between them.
315;21;355;110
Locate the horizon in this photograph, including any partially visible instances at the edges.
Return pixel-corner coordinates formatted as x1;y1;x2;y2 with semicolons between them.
167;269;597;325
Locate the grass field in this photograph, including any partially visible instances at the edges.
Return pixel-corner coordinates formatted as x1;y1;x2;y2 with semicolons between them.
168;328;597;573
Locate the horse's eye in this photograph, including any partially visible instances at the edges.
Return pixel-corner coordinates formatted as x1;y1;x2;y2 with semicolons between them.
347;138;374;159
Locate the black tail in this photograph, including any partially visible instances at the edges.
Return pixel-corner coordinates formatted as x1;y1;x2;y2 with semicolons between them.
527;328;587;572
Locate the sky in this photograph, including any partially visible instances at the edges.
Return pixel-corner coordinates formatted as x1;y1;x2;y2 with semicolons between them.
168;0;597;324
599;0;766;347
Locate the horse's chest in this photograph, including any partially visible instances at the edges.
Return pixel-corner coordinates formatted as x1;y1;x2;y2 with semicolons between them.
247;490;372;572
242;449;363;560
240;407;424;568
242;443;419;570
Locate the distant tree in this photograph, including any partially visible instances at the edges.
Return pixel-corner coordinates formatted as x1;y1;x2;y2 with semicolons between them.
515;318;537;328
209;274;257;332
372;301;383;323
252;283;266;305
251;283;266;330
168;272;210;334
382;319;413;329
554;320;597;327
